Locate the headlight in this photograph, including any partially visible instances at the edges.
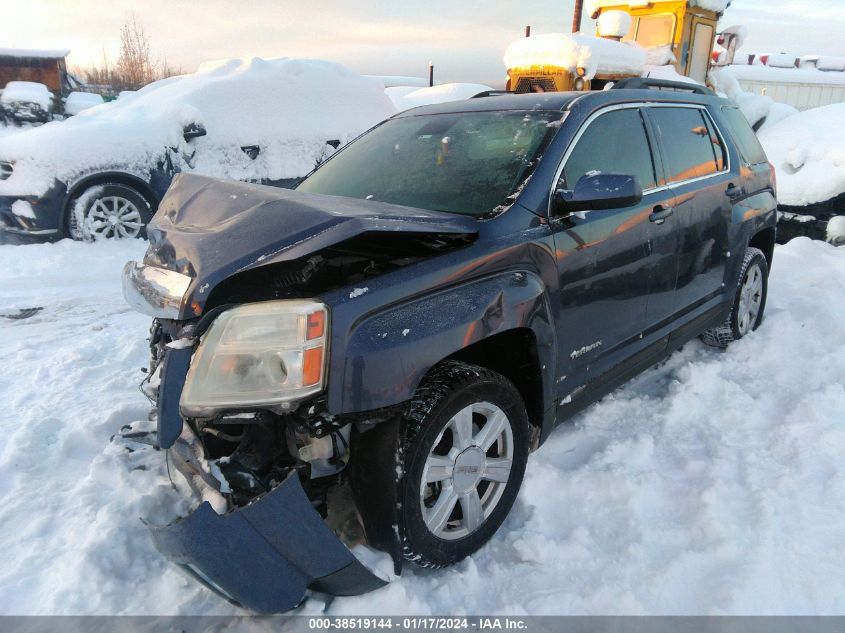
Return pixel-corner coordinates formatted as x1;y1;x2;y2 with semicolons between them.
179;299;328;416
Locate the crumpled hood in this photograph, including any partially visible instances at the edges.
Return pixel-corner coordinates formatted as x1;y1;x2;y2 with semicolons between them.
144;173;478;317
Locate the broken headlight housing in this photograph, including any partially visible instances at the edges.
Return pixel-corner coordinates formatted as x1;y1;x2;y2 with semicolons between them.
180;299;328;417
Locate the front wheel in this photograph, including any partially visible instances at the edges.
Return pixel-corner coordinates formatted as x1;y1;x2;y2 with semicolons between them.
399;361;529;568
67;183;153;240
701;246;769;348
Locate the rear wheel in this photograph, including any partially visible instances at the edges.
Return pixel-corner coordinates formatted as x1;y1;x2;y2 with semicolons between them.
67;183;152;240
399;361;529;568
701;247;768;348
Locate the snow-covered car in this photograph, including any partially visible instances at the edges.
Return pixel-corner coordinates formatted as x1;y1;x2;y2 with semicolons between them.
756;103;845;246
0;81;53;124
0;58;395;240
63;91;104;116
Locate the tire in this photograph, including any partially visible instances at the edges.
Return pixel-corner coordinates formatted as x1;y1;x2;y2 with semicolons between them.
701;247;769;348
66;182;153;241
400;361;529;568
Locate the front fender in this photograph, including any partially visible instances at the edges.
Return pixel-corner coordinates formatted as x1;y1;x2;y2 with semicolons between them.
326;270;556;417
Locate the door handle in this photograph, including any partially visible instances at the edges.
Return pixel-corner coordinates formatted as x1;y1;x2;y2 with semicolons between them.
649;205;674;224
726;183;743;200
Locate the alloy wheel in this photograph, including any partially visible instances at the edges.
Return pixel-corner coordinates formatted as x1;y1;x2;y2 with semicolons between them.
420;402;514;541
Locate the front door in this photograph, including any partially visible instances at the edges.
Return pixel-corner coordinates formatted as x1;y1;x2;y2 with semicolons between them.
549;106;675;398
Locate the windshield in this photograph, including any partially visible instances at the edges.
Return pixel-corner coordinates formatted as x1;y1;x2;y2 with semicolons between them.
297;110;561;216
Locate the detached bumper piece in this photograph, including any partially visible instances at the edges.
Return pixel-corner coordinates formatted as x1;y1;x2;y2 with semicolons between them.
149;472;387;613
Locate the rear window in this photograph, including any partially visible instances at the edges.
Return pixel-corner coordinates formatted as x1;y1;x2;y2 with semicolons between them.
720;106;768;165
651;107;725;183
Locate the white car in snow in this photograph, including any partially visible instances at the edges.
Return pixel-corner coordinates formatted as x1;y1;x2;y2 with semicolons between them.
0;57;396;241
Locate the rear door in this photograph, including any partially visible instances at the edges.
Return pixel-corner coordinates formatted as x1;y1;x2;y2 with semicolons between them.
645;104;732;326
549;105;676;396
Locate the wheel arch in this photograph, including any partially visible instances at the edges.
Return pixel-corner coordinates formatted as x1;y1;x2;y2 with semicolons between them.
62;172;159;235
327;270;558;441
748;225;775;271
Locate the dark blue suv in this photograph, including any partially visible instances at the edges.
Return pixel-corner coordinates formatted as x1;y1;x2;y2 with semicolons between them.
122;80;777;613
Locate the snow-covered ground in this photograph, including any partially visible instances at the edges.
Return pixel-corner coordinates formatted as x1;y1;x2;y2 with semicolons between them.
1;237;843;615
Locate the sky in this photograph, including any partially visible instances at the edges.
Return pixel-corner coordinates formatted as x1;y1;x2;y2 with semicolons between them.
2;0;845;88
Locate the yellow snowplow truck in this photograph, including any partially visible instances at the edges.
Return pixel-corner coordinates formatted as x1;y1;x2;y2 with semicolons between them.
505;0;726;93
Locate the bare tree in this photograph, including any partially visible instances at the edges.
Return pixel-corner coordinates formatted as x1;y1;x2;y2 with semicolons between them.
115;11;154;90
74;14;186;94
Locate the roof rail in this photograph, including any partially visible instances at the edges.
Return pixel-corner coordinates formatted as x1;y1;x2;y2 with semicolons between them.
471;90;511;98
610;77;714;95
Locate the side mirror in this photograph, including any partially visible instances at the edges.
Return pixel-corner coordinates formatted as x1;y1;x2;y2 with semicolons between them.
554;173;643;214
183;123;207;142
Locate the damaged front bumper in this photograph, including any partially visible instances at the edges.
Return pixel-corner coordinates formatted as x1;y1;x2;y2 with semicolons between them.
150;471;386;613
147;347;387;613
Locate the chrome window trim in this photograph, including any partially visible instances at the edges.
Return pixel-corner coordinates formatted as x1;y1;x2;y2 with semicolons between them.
548;101;731;216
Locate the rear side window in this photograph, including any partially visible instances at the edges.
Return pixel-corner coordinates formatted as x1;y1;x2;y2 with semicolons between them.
651;107;725;183
720;106;768;165
561;108;657;191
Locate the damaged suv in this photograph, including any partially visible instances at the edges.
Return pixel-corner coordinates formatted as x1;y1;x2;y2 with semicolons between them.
123;81;777;613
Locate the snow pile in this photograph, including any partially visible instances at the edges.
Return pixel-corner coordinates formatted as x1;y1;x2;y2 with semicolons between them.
763;53;797;69
644;45;676;66
596;10;631;39
757;103;845;206
1;237;843;615
386;83;493;111
0;57;396;196
0;81;52;110
504;33;647;79
63;92;104;116
720;64;845;87
717;25;748;51
817;56;845;72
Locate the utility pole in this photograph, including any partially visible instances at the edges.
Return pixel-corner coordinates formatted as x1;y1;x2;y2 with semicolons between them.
572;0;584;33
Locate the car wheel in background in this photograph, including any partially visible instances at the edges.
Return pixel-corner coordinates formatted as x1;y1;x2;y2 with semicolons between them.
701;246;769;348
66;183;153;240
399;361;529;568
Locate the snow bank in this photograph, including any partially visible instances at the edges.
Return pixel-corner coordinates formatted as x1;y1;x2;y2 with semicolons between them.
757;103;845;206
764;53;797;69
387;83;493;111
504;33;647;80
1;237;844;615
63;92;104;116
816;56;845;72
0;57;396;196
0;81;52;110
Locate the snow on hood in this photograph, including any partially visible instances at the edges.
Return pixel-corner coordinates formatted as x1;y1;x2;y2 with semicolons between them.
0;57;397;196
757;103;845;207
145;173;478;316
503;33;647;80
386;83;494;111
0;81;52;110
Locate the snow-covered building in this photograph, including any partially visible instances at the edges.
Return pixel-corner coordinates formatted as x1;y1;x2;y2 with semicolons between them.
0;48;77;99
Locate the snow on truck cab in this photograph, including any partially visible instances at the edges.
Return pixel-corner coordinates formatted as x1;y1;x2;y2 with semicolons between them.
505;0;729;93
0;57;395;241
122;85;777;613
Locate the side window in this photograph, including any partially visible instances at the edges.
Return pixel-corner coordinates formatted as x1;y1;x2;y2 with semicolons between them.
720;106;768;165
651;107;722;183
561;108;657;191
